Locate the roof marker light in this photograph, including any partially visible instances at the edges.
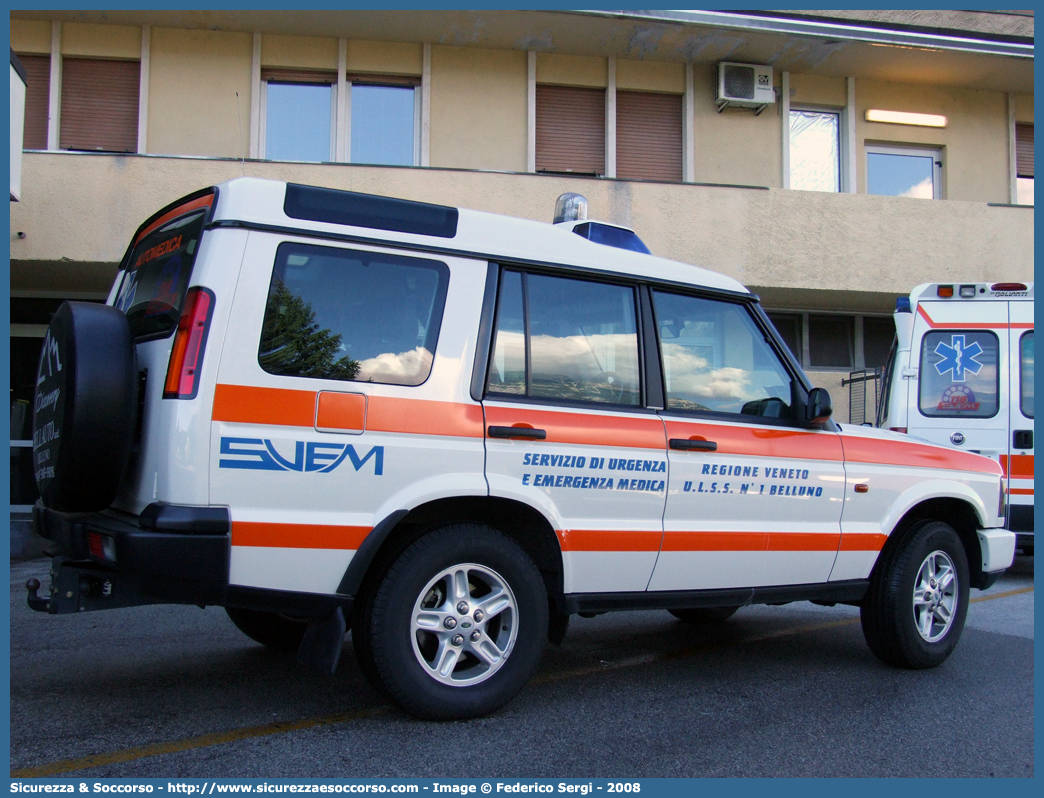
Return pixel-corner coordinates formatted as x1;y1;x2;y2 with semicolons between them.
991;282;1027;292
959;285;976;298
936;285;954;298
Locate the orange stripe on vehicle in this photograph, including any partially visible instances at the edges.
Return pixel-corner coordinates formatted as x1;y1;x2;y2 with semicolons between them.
661;531;841;552
135;193;215;244
917;304;1033;330
1009;488;1034;496
663;419;844;462
839;534;889;552
557;529;662;552
1000;454;1034;479
213;384;317;427
840;436;1002;475
231;522;371;550
212;384;485;438
486;405;665;450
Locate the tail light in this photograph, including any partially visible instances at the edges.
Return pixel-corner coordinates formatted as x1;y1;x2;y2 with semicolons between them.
88;532;117;562
889;427;908;434
164;287;215;399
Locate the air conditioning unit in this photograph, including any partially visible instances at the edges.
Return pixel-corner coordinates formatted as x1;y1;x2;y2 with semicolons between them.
716;62;775;114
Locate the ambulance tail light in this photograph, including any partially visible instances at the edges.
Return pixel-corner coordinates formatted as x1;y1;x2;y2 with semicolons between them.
88;532;116;563
936;285;954;298
991;282;1027;292
889;427;908;434
163;287;215;399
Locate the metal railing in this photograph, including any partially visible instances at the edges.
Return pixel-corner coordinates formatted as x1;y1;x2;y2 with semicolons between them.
842;368;881;426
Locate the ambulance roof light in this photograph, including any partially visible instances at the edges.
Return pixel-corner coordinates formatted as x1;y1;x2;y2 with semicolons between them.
554;193;588;224
895;297;911;313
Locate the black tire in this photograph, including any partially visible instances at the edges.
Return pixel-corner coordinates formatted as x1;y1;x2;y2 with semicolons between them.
354;524;548;720
668;606;740;624
226;607;309;652
32;302;138;512
861;519;970;669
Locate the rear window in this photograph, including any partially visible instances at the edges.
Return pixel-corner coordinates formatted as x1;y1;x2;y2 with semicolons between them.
258;242;449;386
918;330;999;418
114;211;207;338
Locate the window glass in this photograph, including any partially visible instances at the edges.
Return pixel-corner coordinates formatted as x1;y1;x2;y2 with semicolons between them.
789;110;840;192
808;315;853;369
863;316;895;371
351;84;415;166
259;243;448;386
486;272;640;407
488;271;526;395
115;211;207;338
766;313;802;364
266;82;332;162
867;148;939;198
655;292;794;418
1016;178;1034;206
1021;332;1034;419
919;331;998;418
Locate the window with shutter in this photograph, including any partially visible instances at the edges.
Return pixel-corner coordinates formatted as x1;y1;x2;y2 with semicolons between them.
261;69;337;162
1016;123;1033;205
18;54;50;150
616;91;682;182
59;58;139;153
535;85;605;176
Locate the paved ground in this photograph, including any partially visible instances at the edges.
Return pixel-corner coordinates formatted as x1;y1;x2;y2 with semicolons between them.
9;554;1033;779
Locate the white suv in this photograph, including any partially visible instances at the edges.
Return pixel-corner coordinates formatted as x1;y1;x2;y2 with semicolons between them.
29;178;1015;720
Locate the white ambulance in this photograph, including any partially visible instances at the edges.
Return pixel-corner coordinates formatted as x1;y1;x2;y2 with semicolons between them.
29;179;1015;720
877;283;1034;554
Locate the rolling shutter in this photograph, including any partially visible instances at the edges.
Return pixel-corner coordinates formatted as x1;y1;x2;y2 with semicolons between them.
1016;123;1033;178
535;85;605;175
616;91;683;182
59;58;139;153
261;68;336;85
19;54;50;150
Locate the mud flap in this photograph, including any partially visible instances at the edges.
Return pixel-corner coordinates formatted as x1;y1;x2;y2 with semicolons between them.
296;606;347;675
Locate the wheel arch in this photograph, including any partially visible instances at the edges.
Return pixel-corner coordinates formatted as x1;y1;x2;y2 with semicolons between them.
339;496;566;636
876;496;990;590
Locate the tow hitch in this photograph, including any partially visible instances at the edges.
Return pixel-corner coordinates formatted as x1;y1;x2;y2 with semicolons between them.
26;557;161;614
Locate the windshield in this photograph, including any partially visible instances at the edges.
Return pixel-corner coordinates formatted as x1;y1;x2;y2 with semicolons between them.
114;210;207;338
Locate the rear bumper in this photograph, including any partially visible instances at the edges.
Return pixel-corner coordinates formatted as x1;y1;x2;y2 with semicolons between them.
977;527;1017;575
32;501;231;607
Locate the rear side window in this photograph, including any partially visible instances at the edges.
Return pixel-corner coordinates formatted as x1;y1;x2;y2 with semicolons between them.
487;270;641;407
114;211;207;338
918;330;999;418
259;243;448;386
1021;331;1034;419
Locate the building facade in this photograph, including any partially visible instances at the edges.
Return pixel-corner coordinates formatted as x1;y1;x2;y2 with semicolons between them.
8;9;1034;531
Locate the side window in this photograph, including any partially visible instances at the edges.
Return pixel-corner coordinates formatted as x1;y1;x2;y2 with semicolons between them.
653;291;795;419
918;331;999;418
259;243;448;387
487;270;640;406
1021;331;1034;419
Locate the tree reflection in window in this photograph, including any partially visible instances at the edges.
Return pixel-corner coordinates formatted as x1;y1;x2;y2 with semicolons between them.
259;279;360;381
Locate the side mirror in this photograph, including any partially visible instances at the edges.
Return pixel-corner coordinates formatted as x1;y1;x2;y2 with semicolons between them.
805;387;833;427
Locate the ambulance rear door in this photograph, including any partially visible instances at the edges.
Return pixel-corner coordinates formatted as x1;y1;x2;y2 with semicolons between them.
1007;299;1034;537
907;299;1008;472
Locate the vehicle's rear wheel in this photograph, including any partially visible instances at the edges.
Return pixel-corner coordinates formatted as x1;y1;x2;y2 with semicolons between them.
353;524;548;720
226;607;309;652
32;301;138;512
861;519;969;669
668;606;740;623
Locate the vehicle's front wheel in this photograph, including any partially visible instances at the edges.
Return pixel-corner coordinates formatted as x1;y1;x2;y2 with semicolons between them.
354;524;548;720
861;519;969;669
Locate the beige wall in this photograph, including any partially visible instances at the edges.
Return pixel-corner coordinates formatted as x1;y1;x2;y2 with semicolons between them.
12;152;1032;294
617;59;684;93
147;28;253;158
788;74;847;108
429;46;527;172
856;80;1009;203
11;19;51;54
62;22;140;59
346;40;422;76
261;34;337;71
1015;92;1033;123
536;53;606;88
692;64;782;188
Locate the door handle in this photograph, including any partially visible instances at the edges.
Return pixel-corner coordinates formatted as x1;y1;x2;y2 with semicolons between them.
1014;430;1033;450
669;438;717;452
488;425;547;440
